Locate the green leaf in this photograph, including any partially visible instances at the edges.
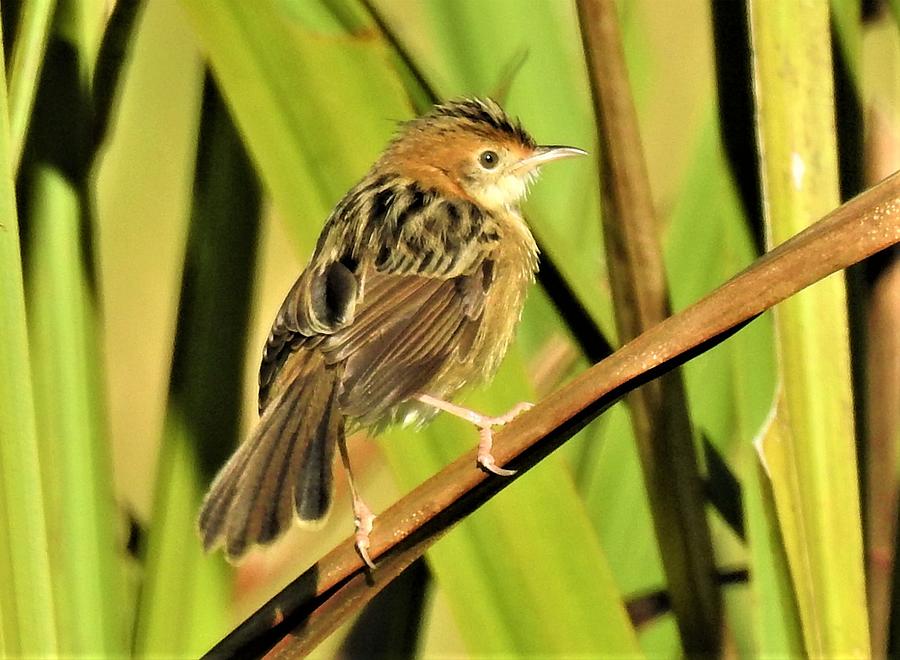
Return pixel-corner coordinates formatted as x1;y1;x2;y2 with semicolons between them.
17;1;128;653
134;78;262;656
750;0;869;655
0;15;58;657
25;166;126;655
6;0;56;176
134;410;232;657
743;449;805;655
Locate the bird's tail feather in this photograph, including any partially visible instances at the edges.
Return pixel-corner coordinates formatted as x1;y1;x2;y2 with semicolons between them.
197;350;342;561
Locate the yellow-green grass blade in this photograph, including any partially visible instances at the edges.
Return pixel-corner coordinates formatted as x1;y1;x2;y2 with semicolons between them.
6;0;56;176
830;0;862;91
93;5;207;650
25;166;126;655
579;402;676;655
749;0;869;655
18;0;128;653
0;15;58;657
94;0;203;540
133;77;261;656
890;0;900;27
744;450;806;655
134;411;231;657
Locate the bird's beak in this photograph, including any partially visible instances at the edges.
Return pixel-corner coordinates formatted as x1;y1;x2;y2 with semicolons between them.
514;145;587;173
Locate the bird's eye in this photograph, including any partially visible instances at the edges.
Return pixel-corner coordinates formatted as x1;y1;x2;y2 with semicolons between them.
478;150;499;169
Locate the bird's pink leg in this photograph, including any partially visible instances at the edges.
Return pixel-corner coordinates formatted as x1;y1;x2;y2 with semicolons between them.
337;433;376;569
417;394;533;477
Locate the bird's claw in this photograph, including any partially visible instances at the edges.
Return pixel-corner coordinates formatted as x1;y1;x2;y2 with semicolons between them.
474;401;533;476
353;501;377;570
477;449;517;476
477;427;518;477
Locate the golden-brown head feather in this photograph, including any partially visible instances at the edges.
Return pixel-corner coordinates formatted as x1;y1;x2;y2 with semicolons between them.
377;98;541;212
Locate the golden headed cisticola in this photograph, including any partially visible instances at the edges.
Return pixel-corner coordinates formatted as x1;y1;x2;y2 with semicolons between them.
198;98;585;568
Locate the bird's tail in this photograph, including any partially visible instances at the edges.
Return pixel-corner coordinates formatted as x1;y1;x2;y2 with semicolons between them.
197;350;342;561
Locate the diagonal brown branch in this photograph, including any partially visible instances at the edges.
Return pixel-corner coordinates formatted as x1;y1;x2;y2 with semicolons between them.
202;171;900;659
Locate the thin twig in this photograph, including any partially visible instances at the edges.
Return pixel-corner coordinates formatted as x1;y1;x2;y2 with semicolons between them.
627;567;750;628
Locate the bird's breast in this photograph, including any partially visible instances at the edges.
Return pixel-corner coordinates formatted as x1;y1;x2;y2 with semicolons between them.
463;210;538;383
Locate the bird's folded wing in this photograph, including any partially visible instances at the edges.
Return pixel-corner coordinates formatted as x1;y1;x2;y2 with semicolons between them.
322;265;489;423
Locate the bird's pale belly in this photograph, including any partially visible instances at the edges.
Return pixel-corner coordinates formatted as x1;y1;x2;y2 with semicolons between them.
420;231;537;403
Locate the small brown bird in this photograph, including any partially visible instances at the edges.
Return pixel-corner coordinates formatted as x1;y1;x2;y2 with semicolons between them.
198;98;584;567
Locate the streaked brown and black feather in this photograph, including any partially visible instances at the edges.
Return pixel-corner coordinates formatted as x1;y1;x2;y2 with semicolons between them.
199;350;342;560
416;98;536;149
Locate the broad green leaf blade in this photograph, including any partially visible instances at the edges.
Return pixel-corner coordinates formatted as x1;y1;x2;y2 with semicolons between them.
94;0;203;527
6;0;56;176
94;0;210;647
0;16;58;657
744;441;805;655
25;166;126;655
580;402;674;655
749;0;869;655
890;0;900;27
829;0;861;91
18;1;127;653
134;78;261;656
134;411;231;657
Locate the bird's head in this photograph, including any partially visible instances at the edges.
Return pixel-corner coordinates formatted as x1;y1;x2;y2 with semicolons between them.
382;98;585;212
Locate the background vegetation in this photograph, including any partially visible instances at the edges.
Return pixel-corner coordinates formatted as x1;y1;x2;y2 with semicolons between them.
0;0;898;656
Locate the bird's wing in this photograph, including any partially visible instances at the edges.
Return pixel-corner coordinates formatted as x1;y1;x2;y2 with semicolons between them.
258;185;501;415
320;263;493;423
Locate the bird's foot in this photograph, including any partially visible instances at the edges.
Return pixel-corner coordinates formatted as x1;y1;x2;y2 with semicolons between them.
353;497;377;570
417;394;532;477
474;402;533;476
476;426;517;476
482;401;535;427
